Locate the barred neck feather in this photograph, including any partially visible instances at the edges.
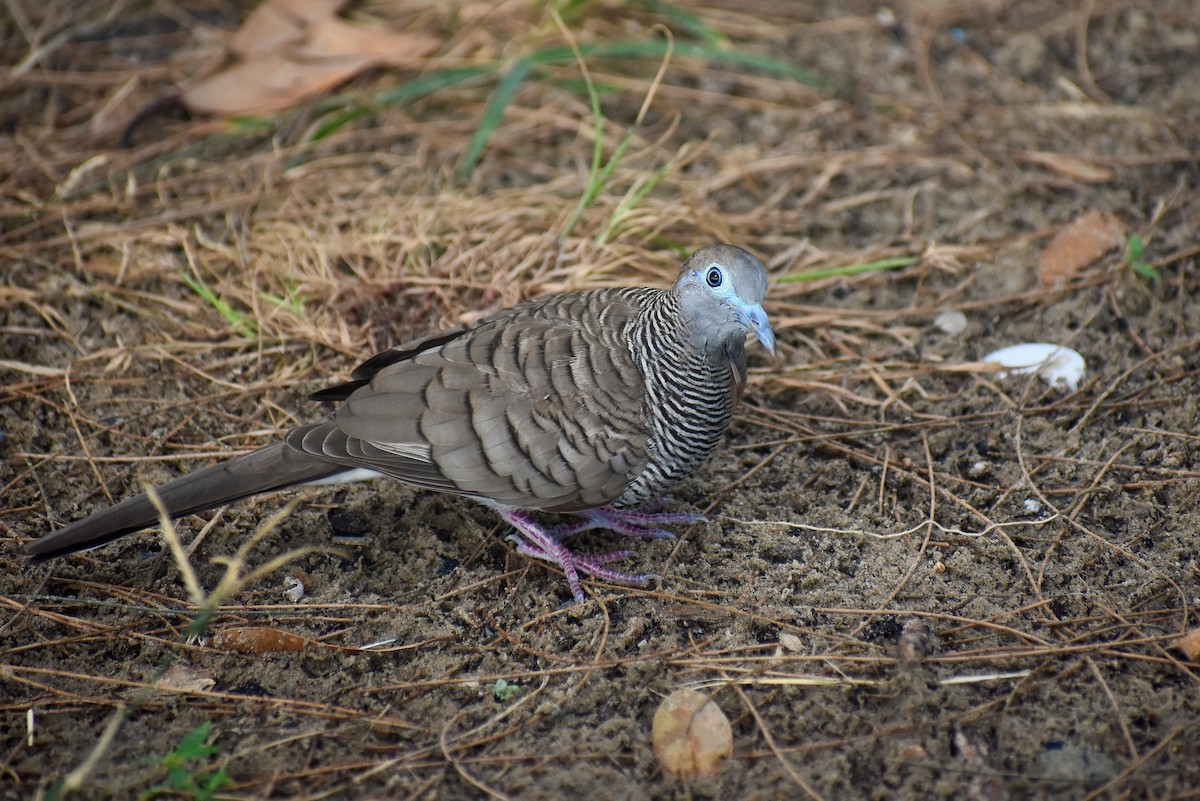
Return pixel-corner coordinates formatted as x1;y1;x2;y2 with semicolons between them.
615;291;741;507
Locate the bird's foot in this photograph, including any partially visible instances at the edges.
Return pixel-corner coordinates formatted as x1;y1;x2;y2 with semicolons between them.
499;509;659;602
509;535;654;589
545;501;706;541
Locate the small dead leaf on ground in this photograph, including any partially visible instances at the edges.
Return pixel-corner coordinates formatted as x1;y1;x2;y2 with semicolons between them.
778;631;803;653
210;626;310;653
1175;627;1200;661
1038;210;1126;289
181;0;441;117
230;0;343;57
148;663;217;694
652;689;733;780
897;615;933;666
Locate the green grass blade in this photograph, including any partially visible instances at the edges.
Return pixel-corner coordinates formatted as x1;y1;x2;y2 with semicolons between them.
457;59;535;181
300;67;494;152
631;0;726;45
259;286;306;318
452;33;842;180
374;66;495;106
543;76;623;94
525;43;582;64
523;39;831;88
596;39;835;92
599;163;671;244
526;39;842;94
778;256;919;283
226;116;275;131
180;272;257;338
558;27;608;241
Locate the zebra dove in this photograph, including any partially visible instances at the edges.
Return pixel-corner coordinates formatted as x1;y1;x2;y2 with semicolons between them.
25;244;775;601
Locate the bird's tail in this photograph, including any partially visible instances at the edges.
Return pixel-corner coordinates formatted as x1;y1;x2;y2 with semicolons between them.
24;443;342;563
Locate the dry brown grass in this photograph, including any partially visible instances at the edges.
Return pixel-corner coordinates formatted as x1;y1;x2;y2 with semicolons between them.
3;1;1200;799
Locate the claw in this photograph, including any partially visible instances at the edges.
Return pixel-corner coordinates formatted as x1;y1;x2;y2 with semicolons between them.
544;504;704;541
497;500;701;601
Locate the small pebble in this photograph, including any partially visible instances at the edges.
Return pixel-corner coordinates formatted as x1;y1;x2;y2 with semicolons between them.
933;310;968;335
283;576;306;602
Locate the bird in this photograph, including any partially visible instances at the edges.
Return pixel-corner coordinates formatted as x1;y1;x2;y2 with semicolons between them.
24;244;775;602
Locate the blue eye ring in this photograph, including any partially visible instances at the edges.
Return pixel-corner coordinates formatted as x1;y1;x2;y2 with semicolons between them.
705;266;723;287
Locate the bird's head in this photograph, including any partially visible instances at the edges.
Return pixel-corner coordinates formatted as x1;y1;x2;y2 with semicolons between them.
674;244;775;356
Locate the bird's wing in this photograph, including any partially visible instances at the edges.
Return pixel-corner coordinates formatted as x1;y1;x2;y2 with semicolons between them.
290;301;652;511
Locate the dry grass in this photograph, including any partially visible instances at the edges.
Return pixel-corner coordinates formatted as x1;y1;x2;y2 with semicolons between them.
3;0;1200;799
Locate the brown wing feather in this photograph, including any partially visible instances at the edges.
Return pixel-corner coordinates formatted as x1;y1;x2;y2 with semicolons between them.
291;291;655;512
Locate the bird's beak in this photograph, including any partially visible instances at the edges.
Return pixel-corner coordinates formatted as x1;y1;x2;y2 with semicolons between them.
741;303;776;355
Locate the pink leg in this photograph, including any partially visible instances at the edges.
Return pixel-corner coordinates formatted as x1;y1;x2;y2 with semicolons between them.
499;508;668;602
509;536;656;591
499;508;587;602
545;502;706;541
497;500;704;601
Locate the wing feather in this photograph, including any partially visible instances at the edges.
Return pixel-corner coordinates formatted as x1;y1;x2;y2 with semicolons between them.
288;290;657;511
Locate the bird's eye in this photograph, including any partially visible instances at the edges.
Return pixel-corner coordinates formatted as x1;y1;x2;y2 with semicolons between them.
706;267;723;288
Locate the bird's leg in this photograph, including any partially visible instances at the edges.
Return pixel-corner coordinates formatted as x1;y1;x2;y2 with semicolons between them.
510;537;657;595
545;500;706;541
498;509;656;602
499;509;586;602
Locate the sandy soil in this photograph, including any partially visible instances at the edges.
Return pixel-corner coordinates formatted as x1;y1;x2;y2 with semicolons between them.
3;1;1198;799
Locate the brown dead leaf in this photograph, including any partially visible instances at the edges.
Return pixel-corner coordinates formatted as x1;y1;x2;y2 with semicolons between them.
182;1;440;117
896;615;933;667
303;15;439;67
652;689;733;780
1038;210;1126;289
149;663;217;694
1175;627;1200;661
210;626;310;653
778;631;803;653
231;0;344;57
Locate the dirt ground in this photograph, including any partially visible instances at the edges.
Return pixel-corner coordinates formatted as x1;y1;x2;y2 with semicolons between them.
3;1;1199;799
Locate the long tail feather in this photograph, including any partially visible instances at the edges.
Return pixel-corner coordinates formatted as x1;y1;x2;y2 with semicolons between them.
24;444;341;562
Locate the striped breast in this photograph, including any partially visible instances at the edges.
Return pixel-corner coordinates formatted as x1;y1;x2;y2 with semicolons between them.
613;292;741;507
